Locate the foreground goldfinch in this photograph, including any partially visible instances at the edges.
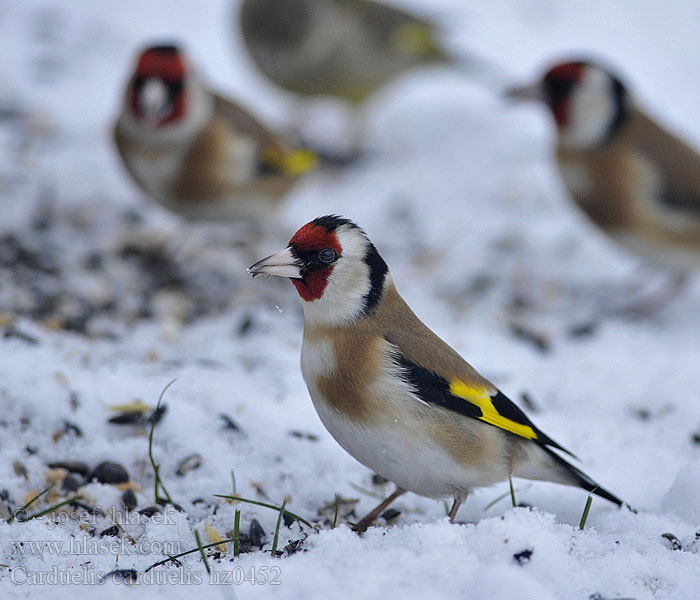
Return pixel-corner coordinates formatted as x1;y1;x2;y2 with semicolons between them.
238;0;450;105
249;215;624;527
507;59;700;302
114;43;318;222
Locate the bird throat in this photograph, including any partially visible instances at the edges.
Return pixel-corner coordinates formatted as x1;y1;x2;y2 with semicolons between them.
292;269;333;302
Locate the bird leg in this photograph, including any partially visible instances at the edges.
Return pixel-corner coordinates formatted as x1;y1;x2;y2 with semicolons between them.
448;492;468;523
355;487;405;531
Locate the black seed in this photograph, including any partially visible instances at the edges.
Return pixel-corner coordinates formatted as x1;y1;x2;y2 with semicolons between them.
289;430;319;441
175;453;203;477
156;498;184;512
249;519;267;548
519;391;539;413
121;489;137;512
237;533;253;554
101;569;137;584
513;548;533;565
138;506;161;517
70;501;105;516
509;322;550;353
147;404;167;426
63;421;83;437
62;475;83;492
569;321;597;338
12;461;28;479
282;512;295;528
108;411;145;425
238;315;254;336
90;461;129;484
661;532;682;551
84;252;104;270
380;508;401;521
3;326;39;345
284;538;306;555
100;525;119;537
48;461;90;478
219;414;245;435
371;474;388;485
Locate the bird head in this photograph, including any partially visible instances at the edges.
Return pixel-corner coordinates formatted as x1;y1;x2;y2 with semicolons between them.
506;59;631;150
125;44;192;128
248;215;389;325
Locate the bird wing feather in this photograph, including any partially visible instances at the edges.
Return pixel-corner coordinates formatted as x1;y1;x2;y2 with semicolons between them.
376;287;574;456
629;109;700;215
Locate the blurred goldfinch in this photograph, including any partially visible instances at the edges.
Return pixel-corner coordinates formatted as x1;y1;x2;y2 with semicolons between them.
238;0;450;105
249;215;624;527
114;43;319;223
507;59;700;307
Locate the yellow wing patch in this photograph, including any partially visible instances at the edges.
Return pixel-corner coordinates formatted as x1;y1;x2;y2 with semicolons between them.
282;149;319;177
260;147;318;177
391;23;440;57
449;379;538;440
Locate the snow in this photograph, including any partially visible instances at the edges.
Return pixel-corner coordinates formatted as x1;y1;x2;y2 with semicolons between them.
1;0;700;598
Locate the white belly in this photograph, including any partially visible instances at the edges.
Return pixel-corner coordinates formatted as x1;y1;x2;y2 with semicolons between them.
300;336;508;498
125;150;181;203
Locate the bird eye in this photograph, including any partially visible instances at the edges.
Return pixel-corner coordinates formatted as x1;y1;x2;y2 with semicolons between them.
318;248;337;263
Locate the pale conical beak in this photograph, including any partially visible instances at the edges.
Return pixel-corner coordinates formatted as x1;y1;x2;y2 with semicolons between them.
248;247;303;279
503;81;543;102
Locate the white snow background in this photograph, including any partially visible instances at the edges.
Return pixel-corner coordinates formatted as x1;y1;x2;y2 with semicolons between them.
1;0;700;598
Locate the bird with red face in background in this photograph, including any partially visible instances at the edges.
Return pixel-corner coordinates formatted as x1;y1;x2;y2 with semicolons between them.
249;215;626;528
113;43;319;226
507;59;700;313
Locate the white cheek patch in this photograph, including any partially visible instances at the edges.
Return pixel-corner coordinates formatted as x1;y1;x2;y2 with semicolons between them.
560;68;617;150
301;227;374;326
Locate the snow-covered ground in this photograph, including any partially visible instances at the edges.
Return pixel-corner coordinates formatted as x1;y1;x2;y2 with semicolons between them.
1;1;700;598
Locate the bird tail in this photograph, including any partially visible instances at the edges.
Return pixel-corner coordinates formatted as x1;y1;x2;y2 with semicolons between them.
542;447;625;507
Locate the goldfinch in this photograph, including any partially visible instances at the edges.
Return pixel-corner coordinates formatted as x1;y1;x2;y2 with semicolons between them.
506;59;700;304
249;215;624;527
238;0;450;105
113;43;319;223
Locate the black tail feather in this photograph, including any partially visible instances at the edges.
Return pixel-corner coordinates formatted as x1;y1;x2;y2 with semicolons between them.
544;447;625;508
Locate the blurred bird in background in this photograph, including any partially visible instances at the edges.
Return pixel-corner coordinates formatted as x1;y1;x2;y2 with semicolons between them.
113;43;321;228
507;59;700;314
237;0;455;151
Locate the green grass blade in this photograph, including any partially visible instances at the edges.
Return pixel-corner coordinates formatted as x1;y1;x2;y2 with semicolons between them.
233;509;241;557
23;496;83;522
145;537;238;572
7;484;55;523
194;529;211;575
213;494;315;529
270;499;287;558
332;494;339;529
579;494;593;531
148;379;176;505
